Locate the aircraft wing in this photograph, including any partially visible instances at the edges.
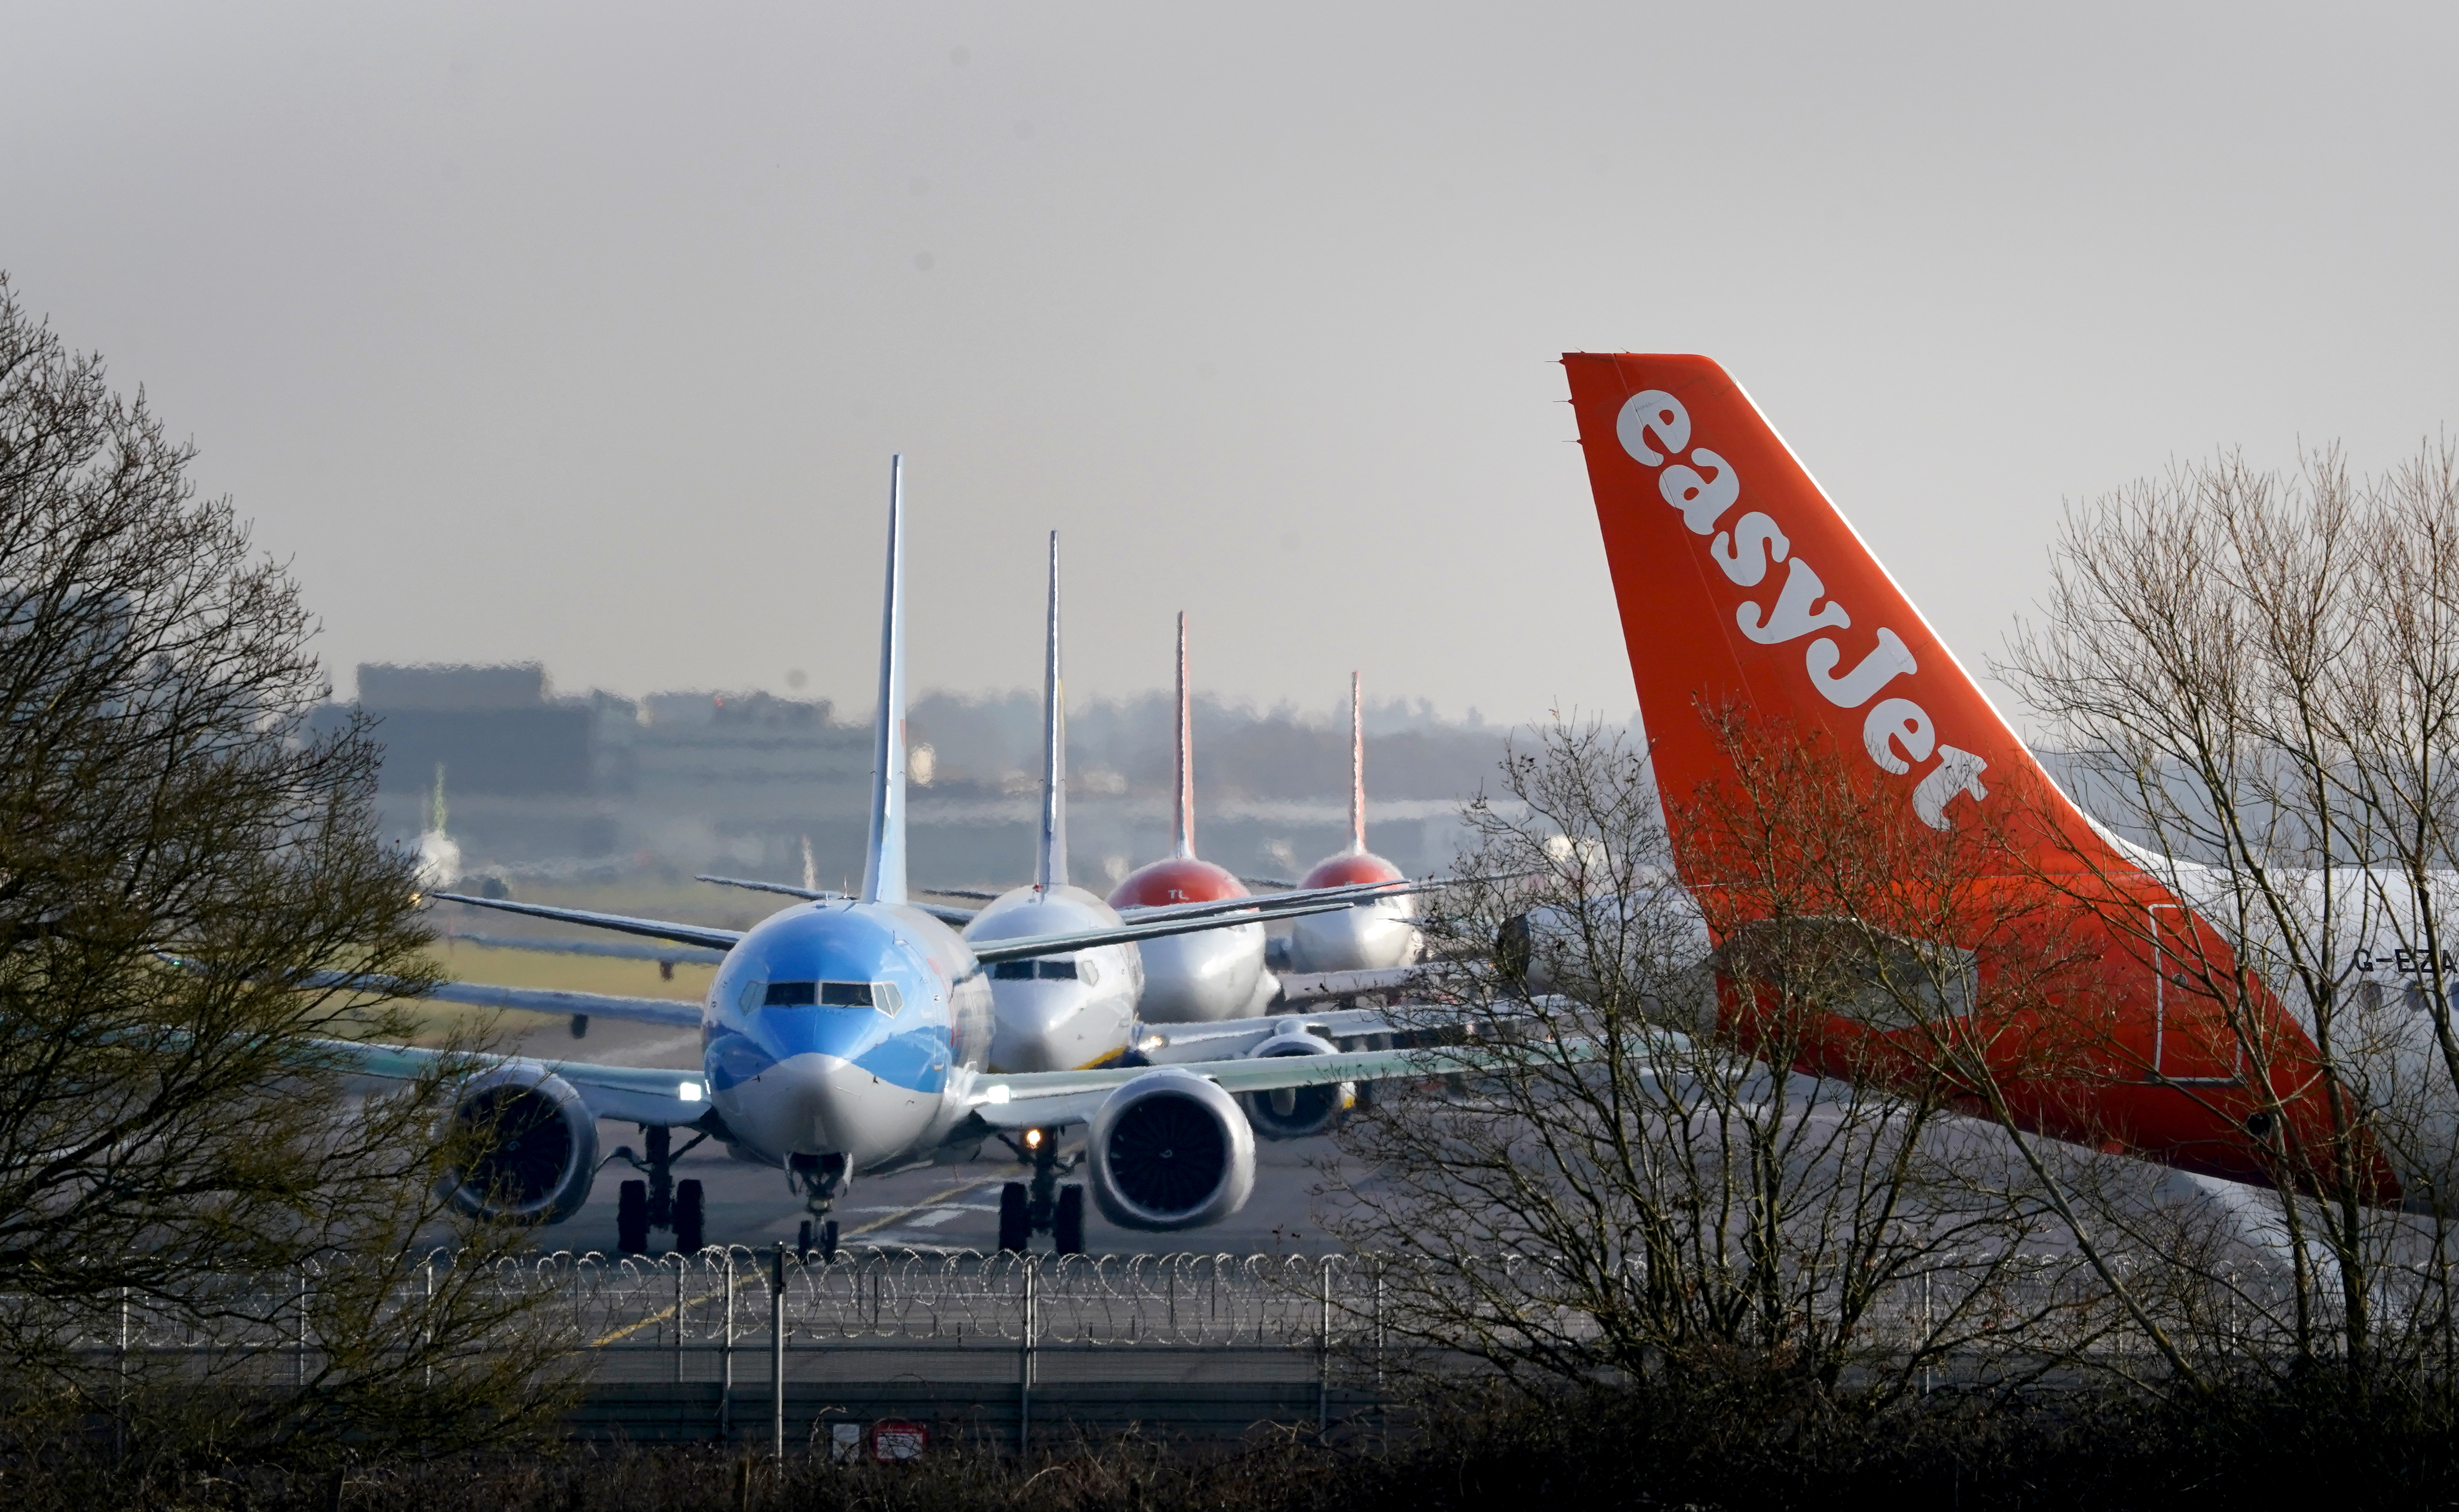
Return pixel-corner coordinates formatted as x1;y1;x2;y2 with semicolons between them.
1271;966;1423;1005
694;874;848;902
417;979;702;1030
696;875;977;926
444;931;729;968
430;893;743;953
1133;1002;1425;1063
957;1043;1471;1132
324;1039;714;1127
1114;876;1425;926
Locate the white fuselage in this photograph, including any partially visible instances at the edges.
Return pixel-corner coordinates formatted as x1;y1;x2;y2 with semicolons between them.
963;884;1144;1071
1288;893;1422;973
1132;922;1276;1022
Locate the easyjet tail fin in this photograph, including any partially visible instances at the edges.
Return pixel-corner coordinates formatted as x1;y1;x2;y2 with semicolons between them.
1561;354;2095;866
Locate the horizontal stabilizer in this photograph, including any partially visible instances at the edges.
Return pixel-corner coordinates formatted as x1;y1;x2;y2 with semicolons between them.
431;893;742;953
969;894;1359;965
696;874;977;926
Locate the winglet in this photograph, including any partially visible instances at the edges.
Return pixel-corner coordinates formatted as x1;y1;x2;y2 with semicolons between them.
1037;531;1069;892
860;455;909;906
1348;670;1366;855
1173;610;1196;860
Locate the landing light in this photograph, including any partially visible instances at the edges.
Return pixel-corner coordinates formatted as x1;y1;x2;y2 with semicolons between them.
678;1080;704;1102
1023;1127;1045;1150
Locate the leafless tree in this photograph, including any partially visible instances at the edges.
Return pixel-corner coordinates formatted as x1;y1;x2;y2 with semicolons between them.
0;274;576;1467
2001;441;2459;1412
1319;717;2079;1406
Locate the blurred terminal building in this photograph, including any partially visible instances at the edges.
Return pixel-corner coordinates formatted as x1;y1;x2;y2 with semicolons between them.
312;663;1507;893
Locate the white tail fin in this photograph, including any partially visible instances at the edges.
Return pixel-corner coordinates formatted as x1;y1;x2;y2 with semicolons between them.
859;455;908;906
1173;611;1195;860
1349;672;1366;855
1037;531;1068;892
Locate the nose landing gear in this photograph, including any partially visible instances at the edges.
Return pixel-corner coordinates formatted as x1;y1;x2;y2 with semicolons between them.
997;1128;1086;1255
789;1151;849;1261
610;1123;710;1255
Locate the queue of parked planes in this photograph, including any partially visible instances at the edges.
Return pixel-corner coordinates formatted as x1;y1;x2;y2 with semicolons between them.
354;475;1463;1260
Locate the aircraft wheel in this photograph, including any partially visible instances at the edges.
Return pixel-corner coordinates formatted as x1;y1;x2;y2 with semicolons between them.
998;1182;1030;1253
616;1180;649;1254
797;1218;814;1258
821;1219;839;1261
1054;1184;1086;1256
672;1178;705;1254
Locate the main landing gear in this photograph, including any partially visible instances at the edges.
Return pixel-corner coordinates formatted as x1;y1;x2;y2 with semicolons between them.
611;1124;710;1255
997;1127;1086;1256
790;1151;849;1261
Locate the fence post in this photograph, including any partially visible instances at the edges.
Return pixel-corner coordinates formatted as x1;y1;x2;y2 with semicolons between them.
1017;1255;1037;1458
115;1284;129;1460
720;1252;737;1441
675;1258;687;1387
422;1255;435;1390
770;1245;787;1461
1921;1267;1934;1396
293;1266;309;1389
1371;1259;1384;1392
1317;1256;1332;1434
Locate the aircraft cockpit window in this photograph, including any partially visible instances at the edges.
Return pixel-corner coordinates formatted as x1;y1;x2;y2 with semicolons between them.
1036;959;1079;981
764;981;818;1007
818;981;875;1009
1079;960;1100;987
991;961;1035;980
875;982;904;1016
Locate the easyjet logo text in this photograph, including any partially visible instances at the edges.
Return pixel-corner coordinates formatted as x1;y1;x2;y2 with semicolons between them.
1617;389;1988;830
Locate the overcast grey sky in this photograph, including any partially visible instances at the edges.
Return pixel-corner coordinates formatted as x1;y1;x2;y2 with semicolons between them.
4;3;2454;728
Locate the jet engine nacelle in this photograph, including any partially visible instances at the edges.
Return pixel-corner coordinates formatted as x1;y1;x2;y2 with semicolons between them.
439;1067;600;1224
1239;1027;1353;1140
1087;1068;1257;1231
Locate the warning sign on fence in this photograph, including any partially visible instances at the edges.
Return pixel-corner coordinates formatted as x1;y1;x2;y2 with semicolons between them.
827;1422;863;1464
871;1419;927;1462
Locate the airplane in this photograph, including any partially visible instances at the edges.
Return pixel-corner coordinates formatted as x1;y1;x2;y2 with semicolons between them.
1098;614;1294;1023
375;459;1450;1258
1559;352;2455;1211
1277;672;1426;975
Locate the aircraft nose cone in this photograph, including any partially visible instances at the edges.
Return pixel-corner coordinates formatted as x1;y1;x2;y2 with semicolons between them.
989;985;1100;1073
720;1051;916;1164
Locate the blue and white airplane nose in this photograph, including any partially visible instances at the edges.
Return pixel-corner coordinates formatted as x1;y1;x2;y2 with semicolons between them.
703;940;951;1168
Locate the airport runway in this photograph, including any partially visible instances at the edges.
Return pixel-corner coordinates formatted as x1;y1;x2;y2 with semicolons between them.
509;1013;1359;1259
